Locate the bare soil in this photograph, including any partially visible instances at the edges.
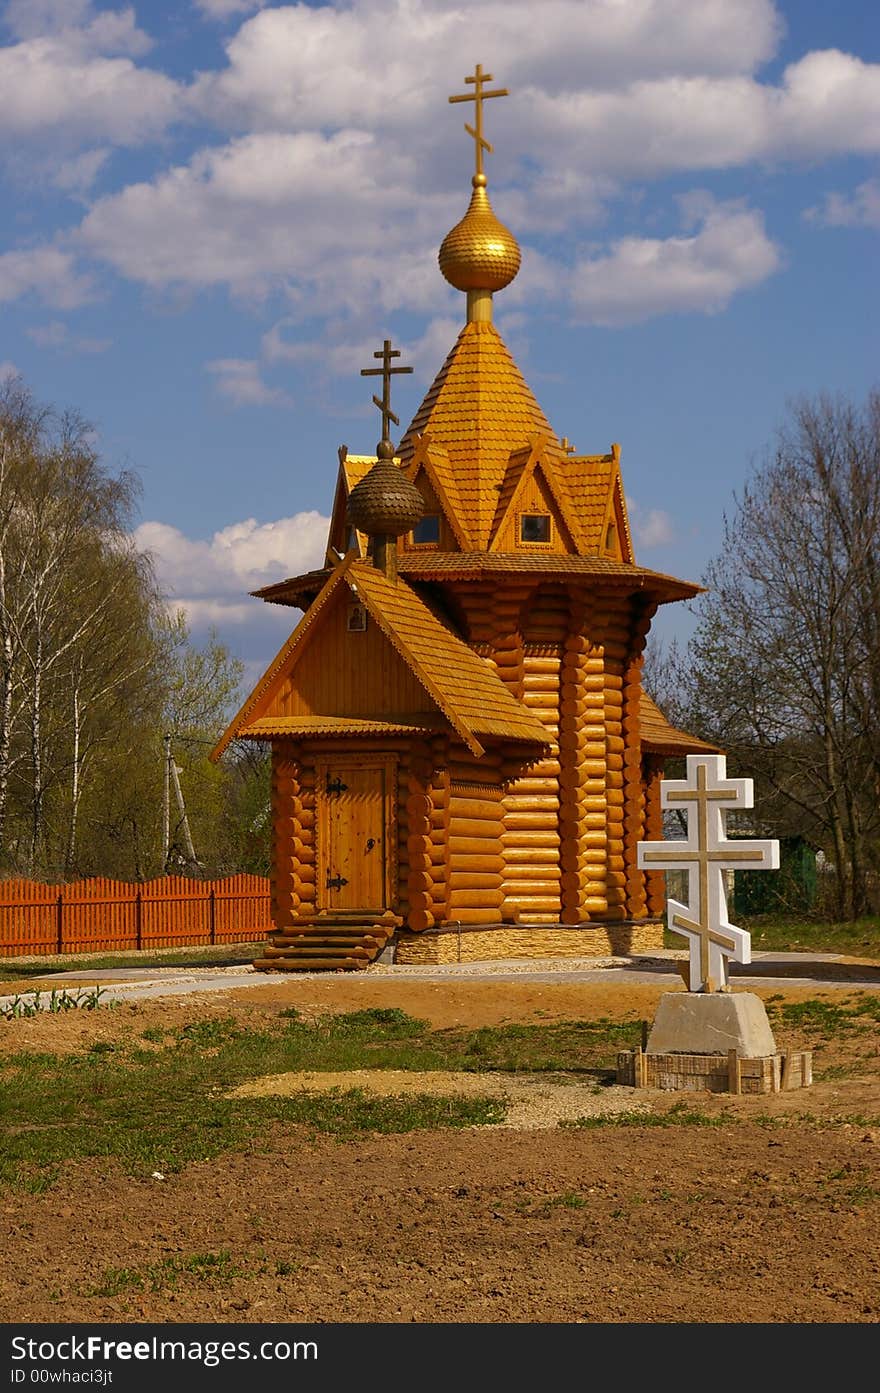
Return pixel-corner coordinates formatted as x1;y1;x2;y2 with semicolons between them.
2;973;879;1325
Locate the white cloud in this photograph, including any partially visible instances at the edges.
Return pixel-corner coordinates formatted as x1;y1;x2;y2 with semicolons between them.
0;246;93;308
630;502;675;549
77;129;454;310
134;512;330;632
3;1;152;55
188;4;879;186
192;1;782;134
806;178;880;231
0;360;19;382
206;357;293;408
0;2;179;144
53;147;111;194
571;197;782;325
27;320;110;353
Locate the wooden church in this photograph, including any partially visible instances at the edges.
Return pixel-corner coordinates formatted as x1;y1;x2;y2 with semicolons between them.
211;66;713;970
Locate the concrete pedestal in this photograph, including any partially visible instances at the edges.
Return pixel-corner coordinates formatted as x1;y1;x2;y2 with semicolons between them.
647;991;777;1058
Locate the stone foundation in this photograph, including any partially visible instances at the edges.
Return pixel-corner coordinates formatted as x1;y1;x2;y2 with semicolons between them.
393;919;664;965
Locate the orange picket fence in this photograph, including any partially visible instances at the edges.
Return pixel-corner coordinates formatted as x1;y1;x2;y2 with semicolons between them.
0;874;272;957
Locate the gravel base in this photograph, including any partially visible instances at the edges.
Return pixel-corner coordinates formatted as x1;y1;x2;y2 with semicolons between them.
229;1068;650;1129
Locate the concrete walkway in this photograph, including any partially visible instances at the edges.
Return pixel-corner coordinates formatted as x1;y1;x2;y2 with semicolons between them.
3;948;879;1011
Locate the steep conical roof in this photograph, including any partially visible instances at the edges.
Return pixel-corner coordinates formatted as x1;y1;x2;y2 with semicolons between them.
398;320;557;547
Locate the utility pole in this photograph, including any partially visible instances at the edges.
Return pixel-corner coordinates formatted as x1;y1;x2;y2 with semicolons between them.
169;750;197;865
162;732;171;870
163;732;198;869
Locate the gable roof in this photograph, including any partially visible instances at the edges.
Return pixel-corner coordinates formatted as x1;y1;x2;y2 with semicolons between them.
407;435;474;550
211;556;550;761
488;437;584;552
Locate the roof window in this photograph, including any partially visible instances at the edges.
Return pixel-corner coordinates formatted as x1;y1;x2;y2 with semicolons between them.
412;514;441;545
520;513;551;544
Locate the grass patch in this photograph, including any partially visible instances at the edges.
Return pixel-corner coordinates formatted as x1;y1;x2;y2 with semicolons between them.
739;914;880;958
764;994;880;1036
2;997;875;1192
91;1250;242;1298
272;1088;506;1138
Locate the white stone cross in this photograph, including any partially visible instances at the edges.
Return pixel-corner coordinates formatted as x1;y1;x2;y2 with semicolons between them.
636;754;779;993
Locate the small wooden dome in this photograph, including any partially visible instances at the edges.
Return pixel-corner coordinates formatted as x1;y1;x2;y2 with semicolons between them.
346;443;425;537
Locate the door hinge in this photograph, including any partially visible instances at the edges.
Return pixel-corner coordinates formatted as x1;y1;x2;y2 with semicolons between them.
326;776;348;794
326;874;348;891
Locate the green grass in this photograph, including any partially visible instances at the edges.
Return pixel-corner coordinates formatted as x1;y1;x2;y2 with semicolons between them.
662;912;880;958
742;913;880;958
91;1250;243;1298
763;993;880;1036
0;1007;641;1191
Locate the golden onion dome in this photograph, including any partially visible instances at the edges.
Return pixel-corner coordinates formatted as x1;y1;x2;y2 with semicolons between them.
439;173;521;293
346;440;425;537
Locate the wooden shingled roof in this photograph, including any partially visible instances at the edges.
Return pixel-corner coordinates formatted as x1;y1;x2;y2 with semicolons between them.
211;557;550;761
397;321;556;547
252;554;702;611
638;692;721;755
346;562;549;754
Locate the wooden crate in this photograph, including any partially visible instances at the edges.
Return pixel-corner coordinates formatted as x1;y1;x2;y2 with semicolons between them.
617;1047;812;1095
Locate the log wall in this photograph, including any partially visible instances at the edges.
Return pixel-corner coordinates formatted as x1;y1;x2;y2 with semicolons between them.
501;585;567;922
558;587;607;922
405;740;434;932
641;755;667;917
445;743;506;924
271;742;300;929
622;600;655;918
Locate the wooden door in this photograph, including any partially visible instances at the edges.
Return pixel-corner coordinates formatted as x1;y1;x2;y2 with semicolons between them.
320;764;388;911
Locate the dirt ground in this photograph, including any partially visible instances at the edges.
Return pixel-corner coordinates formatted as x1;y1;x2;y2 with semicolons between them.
2;972;879;1326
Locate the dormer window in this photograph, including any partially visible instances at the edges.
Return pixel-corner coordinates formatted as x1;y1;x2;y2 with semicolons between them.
520;513;551;544
605;522;617;553
412;514;441;545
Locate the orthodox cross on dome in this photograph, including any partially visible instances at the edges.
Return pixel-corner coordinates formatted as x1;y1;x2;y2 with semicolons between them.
637;755;779;993
448;63;508;179
560;437;576;455
360;339;413;446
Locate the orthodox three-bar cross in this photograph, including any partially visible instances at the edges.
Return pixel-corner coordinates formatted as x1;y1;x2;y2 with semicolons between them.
361;339;412;445
637;755;779;993
448;63;508;178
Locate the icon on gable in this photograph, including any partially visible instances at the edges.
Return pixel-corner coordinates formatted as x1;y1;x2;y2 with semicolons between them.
347;602;368;632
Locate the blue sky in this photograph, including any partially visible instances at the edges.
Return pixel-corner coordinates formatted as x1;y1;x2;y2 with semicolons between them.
1;0;877;695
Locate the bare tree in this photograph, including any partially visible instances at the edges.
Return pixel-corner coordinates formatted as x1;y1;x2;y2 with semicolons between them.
671;387;880;919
